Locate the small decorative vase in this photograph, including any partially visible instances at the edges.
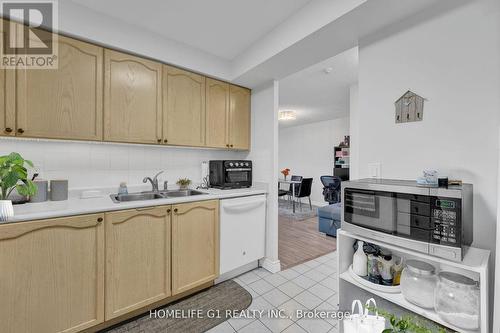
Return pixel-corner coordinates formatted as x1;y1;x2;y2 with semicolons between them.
179;185;188;190
0;200;14;222
284;175;288;181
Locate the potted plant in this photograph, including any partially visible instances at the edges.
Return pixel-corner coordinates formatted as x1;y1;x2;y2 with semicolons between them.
176;178;192;190
0;152;37;221
281;168;290;180
366;306;449;333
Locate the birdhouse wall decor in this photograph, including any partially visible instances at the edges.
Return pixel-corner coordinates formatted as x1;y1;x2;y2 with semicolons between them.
395;90;425;123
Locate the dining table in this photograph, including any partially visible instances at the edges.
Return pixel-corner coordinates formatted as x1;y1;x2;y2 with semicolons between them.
278;178;302;213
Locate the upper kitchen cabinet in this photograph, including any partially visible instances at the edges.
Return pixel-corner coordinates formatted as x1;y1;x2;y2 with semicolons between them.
0;19;15;137
16;35;103;140
0;214;105;333
229;85;251;150
206;78;229;148
163;65;205;146
104;49;162;144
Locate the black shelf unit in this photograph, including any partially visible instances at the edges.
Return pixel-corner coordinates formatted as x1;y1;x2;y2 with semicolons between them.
334;146;350;181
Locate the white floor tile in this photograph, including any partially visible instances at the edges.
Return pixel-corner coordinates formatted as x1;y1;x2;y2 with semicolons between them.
282;323;308;333
278;281;304;298
238;320;272;333
301;260;318;268
228;317;255;331
249;279;275;295
296;318;332;333
279;269;301;280
241;284;260;299
293;291;323;310
290;264;311;275
302;269;327;282
248;297;274;312
308;284;336;301
260;313;294;333
314;264;336;276
291;275;317;289
206;321;235;333
278;299;307;321
254;268;273;279
319;277;338;291
238;271;261;285
264;273;288;287
262;288;291;307
326;294;339;309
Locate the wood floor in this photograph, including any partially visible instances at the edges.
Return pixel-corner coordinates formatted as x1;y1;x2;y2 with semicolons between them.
278;214;337;270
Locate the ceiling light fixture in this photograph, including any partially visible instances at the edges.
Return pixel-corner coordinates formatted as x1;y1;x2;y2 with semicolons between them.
279;110;297;120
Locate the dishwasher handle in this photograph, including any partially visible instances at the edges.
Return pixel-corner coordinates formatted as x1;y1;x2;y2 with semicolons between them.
222;197;266;213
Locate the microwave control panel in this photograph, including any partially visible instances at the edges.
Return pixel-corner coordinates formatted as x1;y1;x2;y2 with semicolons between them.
431;197;461;246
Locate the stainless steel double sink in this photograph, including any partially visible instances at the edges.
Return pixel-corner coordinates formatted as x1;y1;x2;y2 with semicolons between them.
110;189;206;203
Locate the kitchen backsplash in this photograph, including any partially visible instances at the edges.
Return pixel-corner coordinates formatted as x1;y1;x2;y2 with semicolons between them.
0;138;247;189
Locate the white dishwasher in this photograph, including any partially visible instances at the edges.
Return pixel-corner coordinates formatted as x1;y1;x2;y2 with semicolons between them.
219;194;266;275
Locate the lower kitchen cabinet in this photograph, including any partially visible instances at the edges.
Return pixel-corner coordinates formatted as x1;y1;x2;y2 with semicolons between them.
104;206;171;319
172;200;219;295
0;214;105;333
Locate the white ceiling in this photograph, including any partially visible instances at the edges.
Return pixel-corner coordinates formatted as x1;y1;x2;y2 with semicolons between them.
279;47;358;128
69;0;313;60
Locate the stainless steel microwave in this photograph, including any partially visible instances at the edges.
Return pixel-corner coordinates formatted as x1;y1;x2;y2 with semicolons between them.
341;179;473;262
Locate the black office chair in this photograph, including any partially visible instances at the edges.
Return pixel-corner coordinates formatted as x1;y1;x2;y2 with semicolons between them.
294;178;313;210
320;175;341;204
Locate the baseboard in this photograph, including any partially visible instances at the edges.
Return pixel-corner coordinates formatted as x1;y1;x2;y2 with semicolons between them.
260;257;281;273
214;261;259;284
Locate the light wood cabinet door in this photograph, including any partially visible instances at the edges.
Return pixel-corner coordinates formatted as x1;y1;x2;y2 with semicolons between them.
229;85;251;150
172;200;219;295
0;19;18;137
0;214;105;333
163;65;205;146
104;49;162;144
105;206;171;319
206;78;229;148
16;35;103;140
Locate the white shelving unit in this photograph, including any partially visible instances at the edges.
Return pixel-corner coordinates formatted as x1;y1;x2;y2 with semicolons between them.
337;229;490;333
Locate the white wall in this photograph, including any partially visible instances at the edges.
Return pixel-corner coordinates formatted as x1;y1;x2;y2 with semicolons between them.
279;117;350;205
247;81;281;273
55;1;231;80
349;84;359;179
355;0;500;326
0;138;246;190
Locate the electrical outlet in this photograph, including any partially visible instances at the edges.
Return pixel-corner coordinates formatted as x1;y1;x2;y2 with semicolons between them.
368;163;381;178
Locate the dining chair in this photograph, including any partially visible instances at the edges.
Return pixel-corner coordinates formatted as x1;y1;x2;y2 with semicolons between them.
288;175;302;194
294;178;313;210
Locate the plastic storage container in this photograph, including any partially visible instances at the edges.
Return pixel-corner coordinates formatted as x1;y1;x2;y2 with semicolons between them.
434;271;480;330
400;260;437;309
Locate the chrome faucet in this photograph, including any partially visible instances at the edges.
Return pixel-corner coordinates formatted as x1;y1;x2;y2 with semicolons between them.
143;171;164;192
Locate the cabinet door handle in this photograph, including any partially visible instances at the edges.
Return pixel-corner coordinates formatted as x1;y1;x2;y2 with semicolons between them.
5;127;12;133
164;139;168;143
157;138;162;143
97;217;103;223
167;208;171;214
17;128;24;134
173;208;178;213
230;144;234;148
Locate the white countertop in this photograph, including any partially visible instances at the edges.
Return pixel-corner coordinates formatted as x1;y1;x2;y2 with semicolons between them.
7;183;268;223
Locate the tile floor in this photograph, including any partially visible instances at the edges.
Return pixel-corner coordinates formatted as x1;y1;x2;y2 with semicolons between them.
207;251;339;333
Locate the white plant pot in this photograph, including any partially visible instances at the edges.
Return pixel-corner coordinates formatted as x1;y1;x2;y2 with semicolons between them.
0;200;14;222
